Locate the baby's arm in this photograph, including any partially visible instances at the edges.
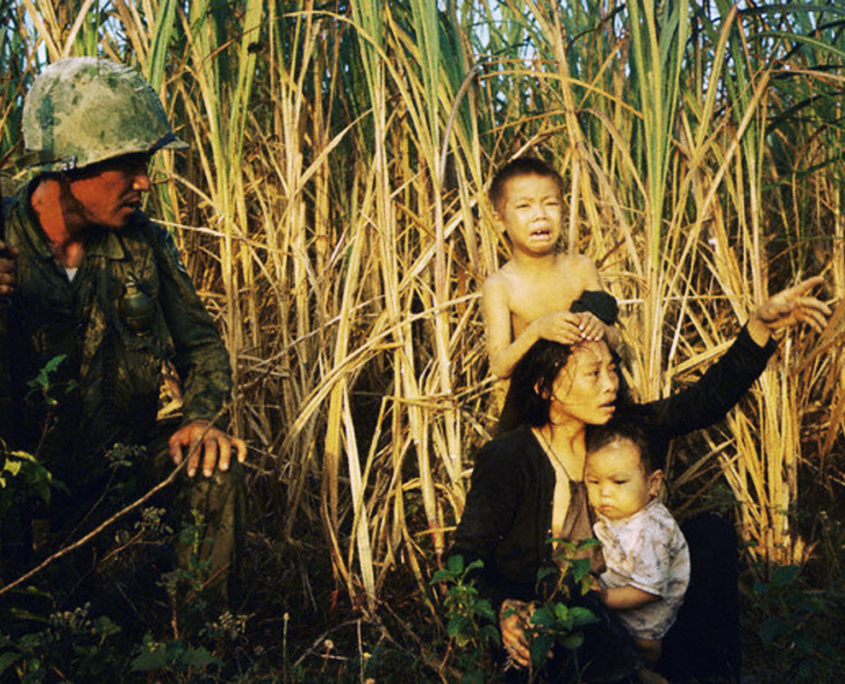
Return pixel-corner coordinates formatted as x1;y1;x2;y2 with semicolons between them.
482;273;585;379
595;583;660;610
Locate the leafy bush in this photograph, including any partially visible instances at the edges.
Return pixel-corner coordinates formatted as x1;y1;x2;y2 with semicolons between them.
753;564;845;680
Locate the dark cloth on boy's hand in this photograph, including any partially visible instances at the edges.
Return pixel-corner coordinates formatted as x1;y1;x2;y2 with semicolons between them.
571;290;619;326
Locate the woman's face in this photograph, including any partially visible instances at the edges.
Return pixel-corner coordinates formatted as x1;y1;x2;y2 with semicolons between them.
549;340;619;426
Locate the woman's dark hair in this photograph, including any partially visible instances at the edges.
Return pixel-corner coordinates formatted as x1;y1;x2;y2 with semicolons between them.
508;339;574;428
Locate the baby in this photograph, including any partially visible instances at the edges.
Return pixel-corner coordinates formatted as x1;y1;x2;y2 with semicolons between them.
584;421;690;684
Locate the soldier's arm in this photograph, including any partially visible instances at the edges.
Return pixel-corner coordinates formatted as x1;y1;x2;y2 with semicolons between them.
151;223;232;425
0;195;19;295
149;223;245;476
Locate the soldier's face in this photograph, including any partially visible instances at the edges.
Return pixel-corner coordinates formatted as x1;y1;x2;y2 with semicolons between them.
66;153;152;230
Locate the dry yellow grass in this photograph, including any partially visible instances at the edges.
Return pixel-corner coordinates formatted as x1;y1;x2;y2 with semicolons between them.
2;0;843;605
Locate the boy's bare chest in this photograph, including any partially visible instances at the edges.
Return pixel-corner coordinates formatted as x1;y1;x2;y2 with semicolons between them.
508;275;585;337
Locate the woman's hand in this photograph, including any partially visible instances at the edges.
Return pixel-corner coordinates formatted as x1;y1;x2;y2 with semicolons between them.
499;599;534;668
747;275;831;345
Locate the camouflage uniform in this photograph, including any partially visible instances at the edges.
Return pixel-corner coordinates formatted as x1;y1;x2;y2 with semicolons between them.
1;189;232;477
0;58;242;605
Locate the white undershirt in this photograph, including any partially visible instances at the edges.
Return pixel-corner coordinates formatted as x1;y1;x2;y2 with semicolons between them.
65;267;78;282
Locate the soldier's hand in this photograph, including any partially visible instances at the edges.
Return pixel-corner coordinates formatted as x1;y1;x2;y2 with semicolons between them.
168;420;247;478
0;240;20;295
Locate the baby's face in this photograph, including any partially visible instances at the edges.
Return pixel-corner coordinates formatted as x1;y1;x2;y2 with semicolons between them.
584;438;661;521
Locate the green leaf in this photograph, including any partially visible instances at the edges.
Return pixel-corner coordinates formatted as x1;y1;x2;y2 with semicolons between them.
0;651;21;677
530;606;556;628
797;658;814;679
570;558;592;583
462;671;483;684
570;607;599;627
180;646;220;669
8;607;50;623
131;645;168;672
42;354;67;376
793;631;817;654
536;566;559;583
771;565;800;588
561;632;584;651
759;616;791;646
475;599;496;622
447;554;465;574
448;615;471;639
554;602;570;621
480;624;501;645
529;633;553;668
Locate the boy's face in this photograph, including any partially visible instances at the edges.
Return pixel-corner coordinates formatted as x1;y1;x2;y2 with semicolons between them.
584;437;662;521
494;174;562;255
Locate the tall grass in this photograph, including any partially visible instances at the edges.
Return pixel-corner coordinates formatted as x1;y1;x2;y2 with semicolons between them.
1;0;843;603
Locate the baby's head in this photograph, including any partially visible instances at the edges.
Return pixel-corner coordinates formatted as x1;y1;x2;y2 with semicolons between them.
584;421;663;521
488;157;564;250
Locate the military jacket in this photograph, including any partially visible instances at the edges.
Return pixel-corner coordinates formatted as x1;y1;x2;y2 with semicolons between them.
0;186;232;485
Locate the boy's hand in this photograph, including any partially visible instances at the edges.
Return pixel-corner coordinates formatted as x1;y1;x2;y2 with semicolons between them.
576;311;605;341
533;312;587;345
589;575;608;603
534;311;605;345
168;419;247;478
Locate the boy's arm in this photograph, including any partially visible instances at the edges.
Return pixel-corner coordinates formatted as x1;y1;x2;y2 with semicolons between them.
482;274;584;379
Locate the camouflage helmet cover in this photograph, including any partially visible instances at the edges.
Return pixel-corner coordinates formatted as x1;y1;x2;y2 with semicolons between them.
22;56;187;173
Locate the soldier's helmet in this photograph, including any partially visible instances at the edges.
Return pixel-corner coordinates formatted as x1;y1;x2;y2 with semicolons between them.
22;57;187;173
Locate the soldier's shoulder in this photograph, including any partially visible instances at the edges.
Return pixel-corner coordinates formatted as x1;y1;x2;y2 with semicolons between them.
1;176;23;198
1;179;26;226
124;212;189;273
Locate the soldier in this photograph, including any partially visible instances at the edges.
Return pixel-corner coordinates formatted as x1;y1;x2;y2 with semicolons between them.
0;57;245;609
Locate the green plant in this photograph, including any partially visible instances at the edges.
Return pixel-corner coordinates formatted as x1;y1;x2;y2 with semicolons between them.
520;539;601;676
160;510;212;598
24;354;77;408
431;554;499;683
0;603;121;683
753;564;845;680
0;450;56;520
130;632;222;678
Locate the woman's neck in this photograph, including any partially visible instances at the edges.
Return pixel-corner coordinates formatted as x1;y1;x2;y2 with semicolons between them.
533;422;586;482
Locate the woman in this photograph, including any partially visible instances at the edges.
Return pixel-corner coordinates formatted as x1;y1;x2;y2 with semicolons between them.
452;277;830;682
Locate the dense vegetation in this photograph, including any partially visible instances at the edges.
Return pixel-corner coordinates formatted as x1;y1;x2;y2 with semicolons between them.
1;1;844;681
